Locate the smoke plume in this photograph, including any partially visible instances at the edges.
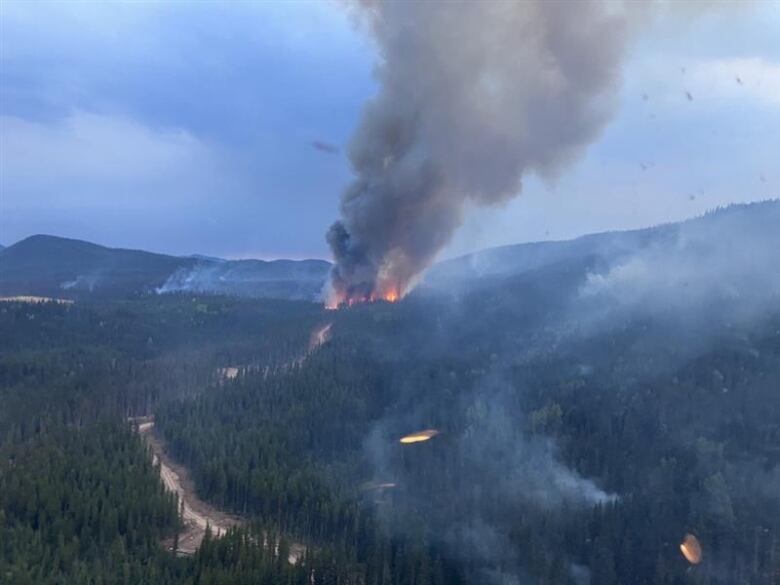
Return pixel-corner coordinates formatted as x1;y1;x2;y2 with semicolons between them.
327;0;631;305
365;370;614;584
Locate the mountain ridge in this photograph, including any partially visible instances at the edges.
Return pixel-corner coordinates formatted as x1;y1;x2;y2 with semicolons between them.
3;200;777;302
0;234;331;300
427;199;779;284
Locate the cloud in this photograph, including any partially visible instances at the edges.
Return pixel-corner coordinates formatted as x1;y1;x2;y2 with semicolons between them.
1;0;778;261
0;1;371;143
0;1;369;257
1;111;213;187
0;110;246;253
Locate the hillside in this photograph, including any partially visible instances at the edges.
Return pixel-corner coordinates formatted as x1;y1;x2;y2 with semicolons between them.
0;235;194;298
427;200;780;286
0;235;330;301
1;201;779;584
3;202;776;304
157;257;330;301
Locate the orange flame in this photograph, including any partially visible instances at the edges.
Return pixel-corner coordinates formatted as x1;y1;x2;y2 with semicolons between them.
325;282;402;309
382;289;399;303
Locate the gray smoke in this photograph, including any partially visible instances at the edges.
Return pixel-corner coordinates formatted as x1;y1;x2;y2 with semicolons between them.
327;0;631;304
365;371;614;584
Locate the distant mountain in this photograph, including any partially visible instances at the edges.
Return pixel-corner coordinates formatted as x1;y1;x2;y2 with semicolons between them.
188;254;225;263
0;235;330;301
3;201;776;304
157;257;331;301
407;200;780;369
0;235;194;298
425;200;780;293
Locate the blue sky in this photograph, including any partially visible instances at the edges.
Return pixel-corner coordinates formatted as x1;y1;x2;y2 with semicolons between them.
1;1;778;259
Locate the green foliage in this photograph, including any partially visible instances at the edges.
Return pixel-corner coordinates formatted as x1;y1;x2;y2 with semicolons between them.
0;423;181;584
1;295;779;584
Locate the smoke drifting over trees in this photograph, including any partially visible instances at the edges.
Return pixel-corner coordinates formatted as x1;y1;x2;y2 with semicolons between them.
327;0;631;305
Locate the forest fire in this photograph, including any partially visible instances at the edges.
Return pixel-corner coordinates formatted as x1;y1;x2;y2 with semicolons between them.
325;283;402;310
680;533;703;565
399;429;440;444
383;289;400;303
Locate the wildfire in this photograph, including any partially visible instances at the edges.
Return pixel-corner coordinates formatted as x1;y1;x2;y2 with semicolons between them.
680;533;702;565
399;429;440;444
325;283;402;309
383;289;399;303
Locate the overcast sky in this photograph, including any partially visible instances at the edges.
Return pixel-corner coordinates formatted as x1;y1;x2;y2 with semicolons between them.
1;1;778;260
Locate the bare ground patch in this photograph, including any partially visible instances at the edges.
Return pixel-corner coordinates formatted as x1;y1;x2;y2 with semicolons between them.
137;421;241;555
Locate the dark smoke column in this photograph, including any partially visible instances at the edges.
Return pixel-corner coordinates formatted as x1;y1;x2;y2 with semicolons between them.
326;0;630;307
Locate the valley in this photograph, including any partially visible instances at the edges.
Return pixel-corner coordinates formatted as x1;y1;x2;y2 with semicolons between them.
4;3;777;582
2;202;779;585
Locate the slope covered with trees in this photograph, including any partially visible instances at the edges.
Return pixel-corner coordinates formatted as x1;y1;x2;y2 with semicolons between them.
2;205;779;584
154;293;780;584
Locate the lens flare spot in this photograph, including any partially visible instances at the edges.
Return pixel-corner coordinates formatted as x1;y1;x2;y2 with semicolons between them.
680;533;702;565
399;429;440;444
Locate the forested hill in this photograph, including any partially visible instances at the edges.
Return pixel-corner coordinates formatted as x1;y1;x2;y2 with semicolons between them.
4;201;777;304
0;296;330;584
0;234;331;301
0;235;194;299
2;200;779;584
425;199;780;288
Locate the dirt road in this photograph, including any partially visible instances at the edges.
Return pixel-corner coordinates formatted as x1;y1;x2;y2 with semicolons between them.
137;421;241;555
216;321;332;379
133;323;331;558
135;420;306;562
309;322;332;351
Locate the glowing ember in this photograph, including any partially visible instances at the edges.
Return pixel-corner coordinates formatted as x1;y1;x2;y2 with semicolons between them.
680;533;702;565
399;429;440;444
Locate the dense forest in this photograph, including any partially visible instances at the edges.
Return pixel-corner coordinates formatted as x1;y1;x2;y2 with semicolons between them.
1;270;779;584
